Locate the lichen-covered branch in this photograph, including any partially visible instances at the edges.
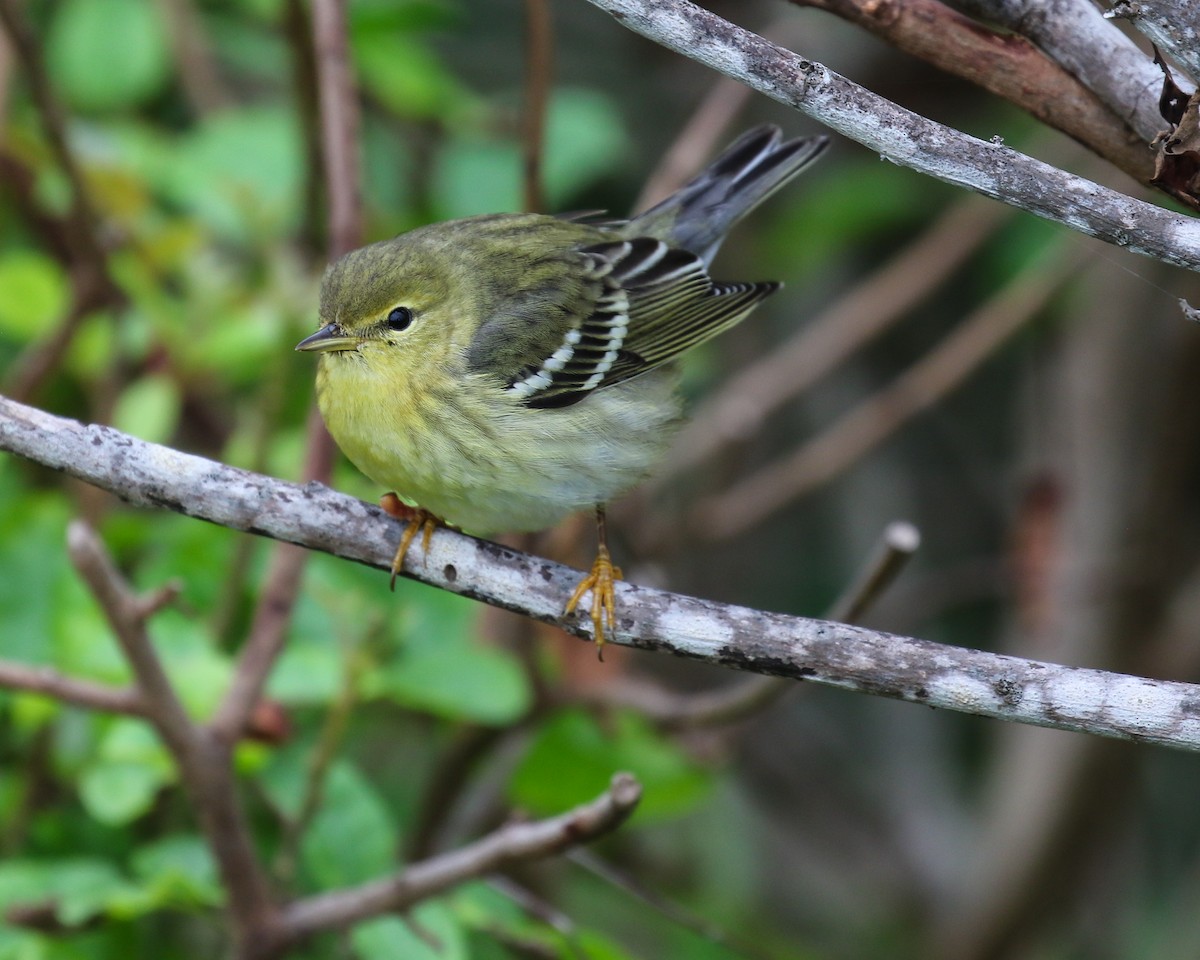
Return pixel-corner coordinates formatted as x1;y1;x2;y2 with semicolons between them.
6;394;1200;751
281;773;641;940
584;0;1200;270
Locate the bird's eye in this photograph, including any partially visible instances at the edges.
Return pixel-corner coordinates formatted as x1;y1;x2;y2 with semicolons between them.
386;306;413;331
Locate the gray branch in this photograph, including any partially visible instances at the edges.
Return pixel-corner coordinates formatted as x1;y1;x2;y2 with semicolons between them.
1108;0;1200;83
6;394;1200;751
584;0;1200;270
956;0;1172;141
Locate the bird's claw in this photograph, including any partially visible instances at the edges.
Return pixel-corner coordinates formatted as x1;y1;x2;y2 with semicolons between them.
380;494;437;589
565;545;623;656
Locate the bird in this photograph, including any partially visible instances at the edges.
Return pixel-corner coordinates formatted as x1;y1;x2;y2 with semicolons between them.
297;124;829;650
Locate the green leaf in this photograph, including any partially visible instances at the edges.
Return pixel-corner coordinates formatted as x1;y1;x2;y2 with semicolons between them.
356;33;471;120
0;251;69;342
432;139;522;220
352;902;467;960
366;582;532;724
78;718;175;825
46;0;170;112
165;107;303;239
511;709;709;820
378;642;529;725
0;858;129;927
109;374;181;445
123;834;222;912
300;761;398;887
543;88;629;206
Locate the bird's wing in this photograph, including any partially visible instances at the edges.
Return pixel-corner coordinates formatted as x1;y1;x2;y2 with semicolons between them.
473;236;777;410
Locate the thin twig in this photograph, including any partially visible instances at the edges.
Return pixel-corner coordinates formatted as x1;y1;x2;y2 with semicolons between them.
582;0;1200;270
633;78;753;213
487;876;586;956
829;521;923;623
956;0;1174;142
153;0;232;115
0;660;146;716
64;521;283;957
66;521;195;753
274;644;369;883
646;194;1010;500
281;774;642;940
9;396;1200;751
790;0;1153;186
0;1;125;399
694;241;1087;540
212;0;360;746
522;0;553;213
313;0;363;260
0;0;107;269
568;848;782;960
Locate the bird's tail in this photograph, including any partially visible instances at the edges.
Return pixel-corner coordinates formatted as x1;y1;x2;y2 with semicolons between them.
628;125;829;265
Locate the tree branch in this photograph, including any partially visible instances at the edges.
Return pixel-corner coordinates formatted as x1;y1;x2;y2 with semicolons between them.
692;239;1086;539
1107;0;1200;83
212;0;361;746
281;773;642;940
0;660;146;716
956;0;1174;141
792;0;1153;186
6;395;1200;751
583;0;1200;270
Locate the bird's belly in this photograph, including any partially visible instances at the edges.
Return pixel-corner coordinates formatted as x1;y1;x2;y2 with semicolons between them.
318;364;682;534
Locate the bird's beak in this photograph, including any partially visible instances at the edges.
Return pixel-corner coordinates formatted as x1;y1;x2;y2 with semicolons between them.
295;323;359;353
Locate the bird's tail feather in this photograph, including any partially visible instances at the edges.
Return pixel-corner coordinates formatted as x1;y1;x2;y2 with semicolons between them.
628;125;829;265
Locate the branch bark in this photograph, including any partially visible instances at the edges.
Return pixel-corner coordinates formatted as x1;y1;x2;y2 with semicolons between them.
792;0;1153;185
583;0;1200;270
6;395;1200;752
281;773;641;940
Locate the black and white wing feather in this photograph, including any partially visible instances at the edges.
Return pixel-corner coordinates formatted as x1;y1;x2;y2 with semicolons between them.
499;237;776;409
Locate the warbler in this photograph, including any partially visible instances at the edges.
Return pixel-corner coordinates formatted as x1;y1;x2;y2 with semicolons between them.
297;125;828;647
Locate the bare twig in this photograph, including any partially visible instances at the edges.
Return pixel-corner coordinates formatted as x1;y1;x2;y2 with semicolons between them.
829;521;923;623
955;0;1174;141
66;522;195;753
281;773;642;940
63;521;282;956
0;0;125;399
275;645;368;882
522;0;553;213
791;0;1153;186
568;848;781;960
649;194;1010;495
313;0;362;260
487;876;585;952
0;0;107;270
1107;0;1200;83
8;396;1200;750
213;0;360;746
633;75;753;212
0;660;146;716
582;0;1200;270
694;241;1086;540
153;0;233;115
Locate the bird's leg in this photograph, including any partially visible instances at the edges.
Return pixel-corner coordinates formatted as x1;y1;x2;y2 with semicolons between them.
380;493;438;590
565;505;623;655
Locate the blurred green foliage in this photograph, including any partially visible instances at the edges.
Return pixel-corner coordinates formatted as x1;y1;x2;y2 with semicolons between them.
0;0;1131;956
0;0;767;956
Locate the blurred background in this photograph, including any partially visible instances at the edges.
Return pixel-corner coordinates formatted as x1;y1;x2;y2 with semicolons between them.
3;0;1200;957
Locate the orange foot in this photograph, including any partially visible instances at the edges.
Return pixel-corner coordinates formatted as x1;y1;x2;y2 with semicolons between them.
380;493;438;590
565;543;623;655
